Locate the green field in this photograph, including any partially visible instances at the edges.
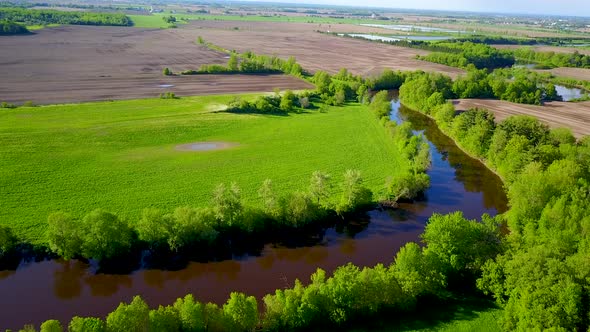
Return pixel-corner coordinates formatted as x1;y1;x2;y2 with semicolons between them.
128;13;382;28
0;94;408;243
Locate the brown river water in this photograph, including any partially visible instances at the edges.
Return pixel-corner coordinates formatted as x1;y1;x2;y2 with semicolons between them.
0;98;508;330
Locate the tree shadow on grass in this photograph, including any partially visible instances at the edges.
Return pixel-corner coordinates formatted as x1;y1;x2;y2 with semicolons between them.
343;296;501;332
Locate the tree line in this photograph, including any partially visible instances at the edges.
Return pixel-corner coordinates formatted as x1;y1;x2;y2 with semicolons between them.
513;47;590;69
400;70;590;330
0;19;27;34
13;210;503;332
0;7;132;26
416;42;515;70
177;39;305;77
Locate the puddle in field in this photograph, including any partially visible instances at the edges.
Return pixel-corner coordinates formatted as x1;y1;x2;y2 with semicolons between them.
158;84;175;88
175;142;239;151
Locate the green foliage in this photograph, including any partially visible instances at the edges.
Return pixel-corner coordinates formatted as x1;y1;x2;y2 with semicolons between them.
162;67;171;76
513;47;590;69
135;208;171;250
68;317;105;332
174;294;205;331
227;53;238;71
162;15;176;24
399;72;453;112
309;171;331;207
0;7;131;26
159;92;177;99
0;224;17;261
384;172;430;202
336;169;372;215
212;182;243;228
451;108;496;158
0;19;28;34
223;292;258;331
46;212;83;260
417;42;515;69
106;296;149;332
39;320;62;332
148;305;180;332
81;209;133;261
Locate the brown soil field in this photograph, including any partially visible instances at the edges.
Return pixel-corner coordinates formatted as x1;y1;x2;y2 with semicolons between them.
495;44;590;56
454;99;590;138
184;20;464;77
0;25;312;104
534;67;590;82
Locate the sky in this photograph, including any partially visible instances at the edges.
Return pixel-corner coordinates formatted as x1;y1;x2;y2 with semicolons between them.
246;0;590;17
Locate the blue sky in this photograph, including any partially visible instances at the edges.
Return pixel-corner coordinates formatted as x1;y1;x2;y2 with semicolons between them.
244;0;590;17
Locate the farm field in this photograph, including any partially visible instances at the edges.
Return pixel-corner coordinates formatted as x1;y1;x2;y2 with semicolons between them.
454;98;590;138
535;67;590;82
185;20;465;77
0;94;408;243
0;25;312;104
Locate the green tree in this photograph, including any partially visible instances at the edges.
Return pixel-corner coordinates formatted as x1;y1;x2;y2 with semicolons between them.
280;192;321;228
81;209;133;261
135;208;172;250
68;317;105;332
280;90;296;112
336;170;372;215
40;320;62;332
309;171;331;206
223;292;258;331
162;67;172;76
212;183;243;228
106;296;149;332
227;53;239;71
168;207;218;251
148;305;180;332
0;224;17;261
258;179;279;217
173;294;205;332
46;212;83;259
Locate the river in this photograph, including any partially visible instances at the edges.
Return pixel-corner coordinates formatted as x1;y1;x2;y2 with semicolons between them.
0;96;508;330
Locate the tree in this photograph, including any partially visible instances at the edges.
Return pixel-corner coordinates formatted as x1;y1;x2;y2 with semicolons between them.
212;183;243;228
309;171;331;207
46;212;83;259
280;90;296;112
135;208;171;250
162;67;172;76
336;170;372;215
280;192;321;228
106;296;149;332
168;207;218;252
0;225;17;261
81;209;133;261
258;179;279;217
68;317;105;332
298;97;310;109
162;15;176;24
223;292;258;331
173;294;205;332
149;305;180;332
227;53;239;71
40;320;63;332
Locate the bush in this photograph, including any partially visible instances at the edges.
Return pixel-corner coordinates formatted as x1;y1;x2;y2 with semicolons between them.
162;67;172;76
159;92;177;99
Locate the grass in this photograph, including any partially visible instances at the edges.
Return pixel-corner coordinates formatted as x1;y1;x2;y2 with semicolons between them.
346;297;502;332
128;12;386;28
0;94;408;243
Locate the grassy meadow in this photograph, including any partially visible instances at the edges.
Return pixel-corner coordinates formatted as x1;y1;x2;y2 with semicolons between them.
127;13;379;28
0;94;408;243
